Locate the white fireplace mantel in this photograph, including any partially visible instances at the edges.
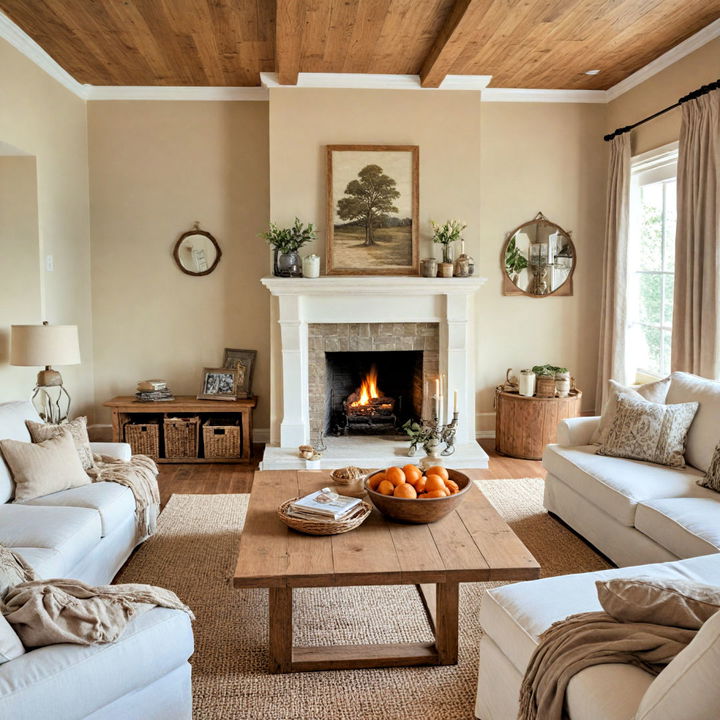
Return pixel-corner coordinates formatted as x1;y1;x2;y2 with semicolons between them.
262;275;486;453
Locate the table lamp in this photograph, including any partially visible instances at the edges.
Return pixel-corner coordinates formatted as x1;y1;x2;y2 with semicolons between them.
10;322;81;423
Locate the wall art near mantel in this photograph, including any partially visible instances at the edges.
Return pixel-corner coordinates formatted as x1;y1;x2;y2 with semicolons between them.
326;145;419;276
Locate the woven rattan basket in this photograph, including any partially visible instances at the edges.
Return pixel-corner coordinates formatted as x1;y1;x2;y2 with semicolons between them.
535;375;556;398
203;419;241;459
124;422;160;459
164;416;200;459
277;498;372;535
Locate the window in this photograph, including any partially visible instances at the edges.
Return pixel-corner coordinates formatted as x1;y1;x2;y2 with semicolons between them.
627;143;678;379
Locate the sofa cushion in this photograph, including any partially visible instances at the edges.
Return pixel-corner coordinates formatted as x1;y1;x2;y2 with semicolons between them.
21;482;135;537
0;607;193;720
0;505;102;574
481;553;720;675
10;547;65;579
543;444;705;526
635;497;720;559
665;372;720;472
0;401;41;503
26;416;94;471
0;616;24;665
636;609;720;720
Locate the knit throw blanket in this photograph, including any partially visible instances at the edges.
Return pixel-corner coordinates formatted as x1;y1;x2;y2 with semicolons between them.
89;453;160;542
518;611;696;720
2;578;194;648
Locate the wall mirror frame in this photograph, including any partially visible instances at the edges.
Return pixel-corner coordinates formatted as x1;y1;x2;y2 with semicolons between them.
501;211;575;297
173;222;222;277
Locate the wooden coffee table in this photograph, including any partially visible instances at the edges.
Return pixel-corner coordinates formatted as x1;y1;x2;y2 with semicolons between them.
233;470;540;673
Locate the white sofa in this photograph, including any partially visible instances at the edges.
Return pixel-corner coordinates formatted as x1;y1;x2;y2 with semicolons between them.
475;373;720;719
0;400;194;720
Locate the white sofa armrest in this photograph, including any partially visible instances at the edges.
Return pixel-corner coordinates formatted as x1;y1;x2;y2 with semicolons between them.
556;416;600;446
90;442;132;461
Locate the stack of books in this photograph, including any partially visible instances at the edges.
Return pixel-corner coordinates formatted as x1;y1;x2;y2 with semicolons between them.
135;379;175;402
285;488;361;521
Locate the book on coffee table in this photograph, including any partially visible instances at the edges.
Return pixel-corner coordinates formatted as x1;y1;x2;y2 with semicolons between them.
288;488;361;521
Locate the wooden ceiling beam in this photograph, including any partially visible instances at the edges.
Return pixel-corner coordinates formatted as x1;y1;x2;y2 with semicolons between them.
275;0;304;85
419;0;482;88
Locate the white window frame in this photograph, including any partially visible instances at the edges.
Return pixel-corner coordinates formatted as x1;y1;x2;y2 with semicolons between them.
627;141;678;381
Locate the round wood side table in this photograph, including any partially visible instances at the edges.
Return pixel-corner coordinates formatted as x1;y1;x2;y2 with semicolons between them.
495;390;583;460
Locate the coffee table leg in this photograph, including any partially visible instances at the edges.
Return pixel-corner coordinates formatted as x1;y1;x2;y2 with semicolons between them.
435;581;459;665
269;587;293;673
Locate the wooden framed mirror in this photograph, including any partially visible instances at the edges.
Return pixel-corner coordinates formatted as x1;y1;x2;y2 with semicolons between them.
502;212;575;297
173;222;222;276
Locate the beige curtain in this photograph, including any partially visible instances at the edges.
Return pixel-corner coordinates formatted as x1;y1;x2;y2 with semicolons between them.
596;134;631;412
672;89;720;379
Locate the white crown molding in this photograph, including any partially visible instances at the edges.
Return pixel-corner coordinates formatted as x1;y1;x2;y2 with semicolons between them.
606;18;720;101
262;71;492;91
0;10;88;98
439;74;492;90
481;88;608;103
86;85;269;101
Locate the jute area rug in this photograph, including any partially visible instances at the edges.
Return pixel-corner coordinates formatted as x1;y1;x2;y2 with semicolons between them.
116;478;610;720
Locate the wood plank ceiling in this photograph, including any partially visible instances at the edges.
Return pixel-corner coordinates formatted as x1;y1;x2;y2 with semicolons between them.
1;0;718;90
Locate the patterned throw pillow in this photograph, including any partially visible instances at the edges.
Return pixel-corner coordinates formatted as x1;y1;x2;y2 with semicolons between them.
26;416;94;471
597;393;699;467
698;443;720;492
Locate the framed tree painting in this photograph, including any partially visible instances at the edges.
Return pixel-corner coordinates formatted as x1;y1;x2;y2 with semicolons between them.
326;145;419;275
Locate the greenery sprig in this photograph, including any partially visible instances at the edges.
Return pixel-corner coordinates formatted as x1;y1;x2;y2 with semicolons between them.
260;218;316;253
430;219;466;247
531;364;568;376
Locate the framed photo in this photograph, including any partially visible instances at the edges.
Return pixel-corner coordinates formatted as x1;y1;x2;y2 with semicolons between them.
197;367;238;401
222;348;256;398
326;145;419;275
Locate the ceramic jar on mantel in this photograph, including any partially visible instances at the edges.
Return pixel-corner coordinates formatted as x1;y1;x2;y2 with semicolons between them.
453;240;475;277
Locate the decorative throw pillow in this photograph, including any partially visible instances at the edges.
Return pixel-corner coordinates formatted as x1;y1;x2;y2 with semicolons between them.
0;430;91;502
597;393;698;467
26;416;94;471
697;442;720;493
591;377;671;445
597;577;720;630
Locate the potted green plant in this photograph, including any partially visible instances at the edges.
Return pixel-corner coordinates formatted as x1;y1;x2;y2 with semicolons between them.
431;220;466;277
260;218;317;277
532;364;570;397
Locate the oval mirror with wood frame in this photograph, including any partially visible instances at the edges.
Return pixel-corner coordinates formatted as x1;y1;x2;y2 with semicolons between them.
173;222;222;276
502;212;575;297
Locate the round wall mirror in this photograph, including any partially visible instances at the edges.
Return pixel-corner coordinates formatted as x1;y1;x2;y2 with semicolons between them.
502;212;575;297
173;223;222;276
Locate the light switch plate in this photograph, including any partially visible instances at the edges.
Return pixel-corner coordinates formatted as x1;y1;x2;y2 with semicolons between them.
46;254;54;272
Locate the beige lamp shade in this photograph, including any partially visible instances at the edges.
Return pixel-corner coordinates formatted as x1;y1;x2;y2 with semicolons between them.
10;324;81;367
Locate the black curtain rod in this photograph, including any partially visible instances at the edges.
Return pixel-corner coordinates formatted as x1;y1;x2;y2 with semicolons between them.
603;78;720;142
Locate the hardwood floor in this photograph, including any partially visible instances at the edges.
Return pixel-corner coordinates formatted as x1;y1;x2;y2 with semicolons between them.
156;441;546;509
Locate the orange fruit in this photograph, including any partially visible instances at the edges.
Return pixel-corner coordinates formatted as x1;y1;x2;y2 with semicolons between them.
403;465;422;486
425;489;449;498
377;479;395;495
415;475;427;493
386;466;406;486
393;483;417;499
368;472;385;490
417;492;429;499
425;474;446;493
426;466;449;482
445;479;459;495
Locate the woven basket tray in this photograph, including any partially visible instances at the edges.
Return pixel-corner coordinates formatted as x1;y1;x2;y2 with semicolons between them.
124;422;160;458
277;498;372;536
164;416;199;458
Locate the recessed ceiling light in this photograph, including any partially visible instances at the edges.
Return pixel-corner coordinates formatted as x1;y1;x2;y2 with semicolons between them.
584;69;601;75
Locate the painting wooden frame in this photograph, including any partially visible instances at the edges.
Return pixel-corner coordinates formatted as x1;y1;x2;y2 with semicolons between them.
326;145;419;276
197;367;238;401
222;348;256;398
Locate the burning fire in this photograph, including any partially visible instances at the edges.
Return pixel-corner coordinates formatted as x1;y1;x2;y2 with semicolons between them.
350;365;380;406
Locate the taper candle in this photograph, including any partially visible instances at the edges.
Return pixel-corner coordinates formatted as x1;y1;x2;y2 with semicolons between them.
454;390;458;413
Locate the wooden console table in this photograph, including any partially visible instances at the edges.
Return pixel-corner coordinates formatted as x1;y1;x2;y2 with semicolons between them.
495;390;582;460
104;395;257;463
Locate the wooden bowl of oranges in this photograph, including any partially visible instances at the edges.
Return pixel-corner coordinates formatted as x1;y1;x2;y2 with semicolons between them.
364;465;471;524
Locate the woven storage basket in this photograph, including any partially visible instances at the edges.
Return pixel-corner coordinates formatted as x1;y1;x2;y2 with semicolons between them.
277;498;372;535
535;375;556;398
124;422;160;458
164;416;200;459
203;418;241;459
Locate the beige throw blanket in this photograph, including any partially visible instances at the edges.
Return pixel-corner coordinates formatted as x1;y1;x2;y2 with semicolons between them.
518;611;696;720
3;578;194;648
89;453;160;541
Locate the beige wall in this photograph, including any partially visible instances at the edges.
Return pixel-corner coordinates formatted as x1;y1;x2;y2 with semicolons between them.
607;38;720;156
0;155;42;398
268;88;606;439
87;101;271;426
0;38;94;415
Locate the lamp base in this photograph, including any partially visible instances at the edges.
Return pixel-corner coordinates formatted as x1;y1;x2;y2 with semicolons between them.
36;367;63;387
31;385;71;424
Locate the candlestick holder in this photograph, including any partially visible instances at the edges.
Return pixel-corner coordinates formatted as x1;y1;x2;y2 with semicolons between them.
406;411;458;469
